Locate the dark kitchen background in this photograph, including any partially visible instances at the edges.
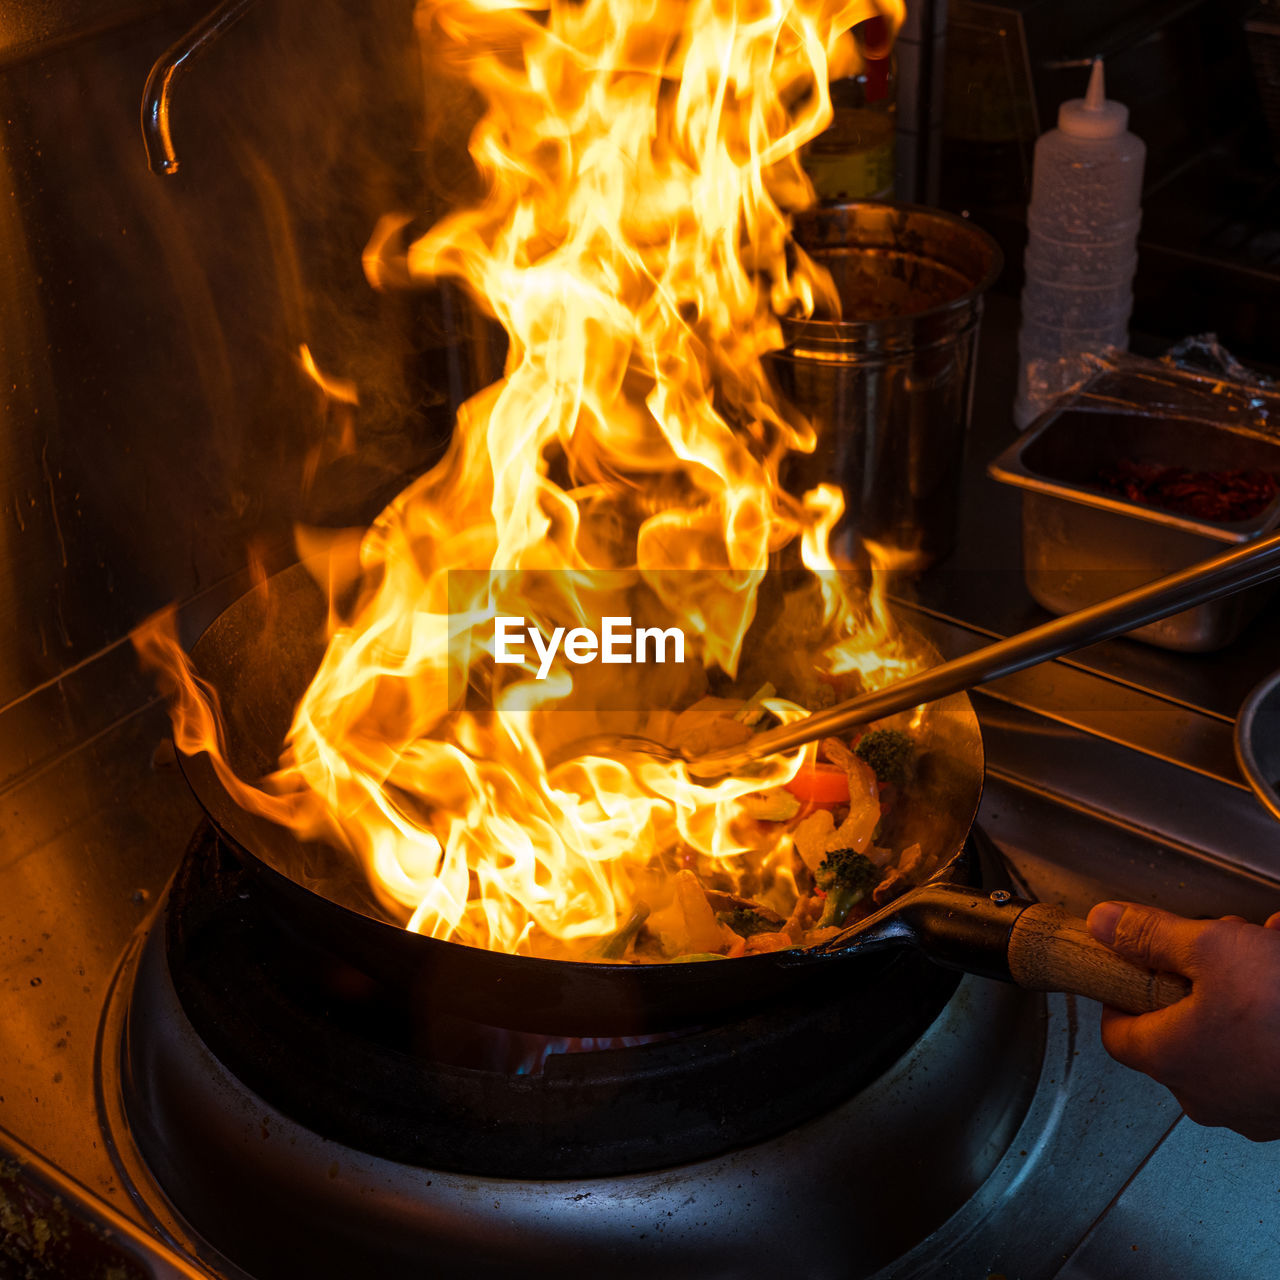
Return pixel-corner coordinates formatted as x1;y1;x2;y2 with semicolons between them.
6;0;1277;749
4;1;1280;1277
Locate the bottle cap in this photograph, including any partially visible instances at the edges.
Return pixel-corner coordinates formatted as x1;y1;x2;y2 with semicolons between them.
1058;59;1129;139
855;16;891;104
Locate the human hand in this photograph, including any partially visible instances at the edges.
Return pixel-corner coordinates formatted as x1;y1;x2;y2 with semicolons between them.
1086;900;1280;1141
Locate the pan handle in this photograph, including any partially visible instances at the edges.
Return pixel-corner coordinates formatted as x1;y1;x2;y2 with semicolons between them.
1006;903;1190;1014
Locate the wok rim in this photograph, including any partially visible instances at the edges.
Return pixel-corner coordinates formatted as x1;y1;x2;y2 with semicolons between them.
175;561;986;984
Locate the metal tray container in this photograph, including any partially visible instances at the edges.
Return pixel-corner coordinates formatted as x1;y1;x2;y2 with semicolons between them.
988;388;1280;652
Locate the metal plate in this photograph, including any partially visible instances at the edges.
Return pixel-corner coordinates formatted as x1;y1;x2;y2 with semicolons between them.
1236;669;1280;823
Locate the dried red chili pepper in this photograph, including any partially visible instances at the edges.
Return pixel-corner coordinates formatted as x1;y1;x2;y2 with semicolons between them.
1093;459;1280;523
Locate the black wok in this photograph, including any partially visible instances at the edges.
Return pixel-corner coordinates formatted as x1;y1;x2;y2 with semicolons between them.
177;563;1187;1036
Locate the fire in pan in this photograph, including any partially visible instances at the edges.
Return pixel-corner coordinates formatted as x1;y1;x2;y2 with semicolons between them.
173;563;1187;1038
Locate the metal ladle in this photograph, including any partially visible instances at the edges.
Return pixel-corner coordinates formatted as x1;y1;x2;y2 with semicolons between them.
554;527;1280;779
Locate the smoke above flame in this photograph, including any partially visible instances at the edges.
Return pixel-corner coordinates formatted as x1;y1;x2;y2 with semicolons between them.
137;0;911;957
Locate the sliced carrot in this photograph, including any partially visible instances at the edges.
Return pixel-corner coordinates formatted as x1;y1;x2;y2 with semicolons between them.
783;763;850;806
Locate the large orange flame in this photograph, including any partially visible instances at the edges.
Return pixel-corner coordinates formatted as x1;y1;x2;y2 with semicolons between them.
138;0;910;958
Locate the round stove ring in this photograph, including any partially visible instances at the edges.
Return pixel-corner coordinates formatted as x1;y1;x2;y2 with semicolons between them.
97;828;1049;1280
148;824;971;1178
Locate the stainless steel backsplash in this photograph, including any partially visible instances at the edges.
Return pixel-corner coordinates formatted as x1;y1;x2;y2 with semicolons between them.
0;1;473;799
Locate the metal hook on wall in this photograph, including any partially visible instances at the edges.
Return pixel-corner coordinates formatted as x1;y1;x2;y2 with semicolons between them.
141;0;258;176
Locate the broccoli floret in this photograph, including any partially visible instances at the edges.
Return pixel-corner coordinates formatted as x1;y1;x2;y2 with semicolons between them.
717;906;778;938
814;847;881;927
854;728;914;785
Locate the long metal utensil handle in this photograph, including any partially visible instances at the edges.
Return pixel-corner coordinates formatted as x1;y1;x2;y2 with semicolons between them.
690;527;1280;778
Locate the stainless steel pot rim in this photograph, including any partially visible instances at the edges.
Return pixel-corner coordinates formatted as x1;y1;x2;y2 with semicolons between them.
787;199;1004;332
776;315;984;361
1236;669;1280;824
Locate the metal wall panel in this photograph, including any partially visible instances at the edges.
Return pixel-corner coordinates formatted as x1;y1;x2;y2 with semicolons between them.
0;0;449;747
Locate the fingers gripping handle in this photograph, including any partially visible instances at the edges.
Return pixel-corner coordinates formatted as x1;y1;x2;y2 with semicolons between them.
1007;904;1191;1014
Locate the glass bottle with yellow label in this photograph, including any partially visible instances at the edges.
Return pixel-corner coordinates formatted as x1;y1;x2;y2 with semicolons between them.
803;16;896;201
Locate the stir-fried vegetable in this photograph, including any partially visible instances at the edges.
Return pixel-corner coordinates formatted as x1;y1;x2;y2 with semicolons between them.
732;682;777;726
814;848;880;927
647;869;735;957
717;905;781;938
588;902;651;960
577;693;930;963
854;728;914;785
784;763;850;806
739;788;802;822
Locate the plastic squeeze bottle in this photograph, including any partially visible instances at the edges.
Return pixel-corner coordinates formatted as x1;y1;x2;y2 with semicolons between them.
1013;59;1145;428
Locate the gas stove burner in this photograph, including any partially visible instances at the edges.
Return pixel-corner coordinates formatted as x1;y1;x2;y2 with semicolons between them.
96;823;1053;1279
128;822;974;1178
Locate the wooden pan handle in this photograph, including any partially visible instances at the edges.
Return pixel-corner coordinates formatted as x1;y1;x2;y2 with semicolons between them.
1007;904;1191;1014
